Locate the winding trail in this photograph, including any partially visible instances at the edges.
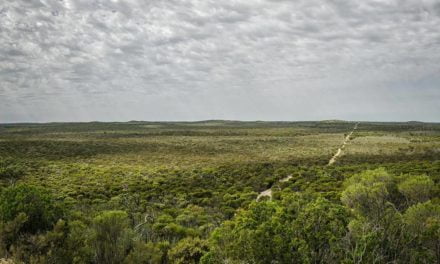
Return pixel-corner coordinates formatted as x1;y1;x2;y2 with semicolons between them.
256;175;292;201
256;122;359;201
327;122;359;166
256;188;273;201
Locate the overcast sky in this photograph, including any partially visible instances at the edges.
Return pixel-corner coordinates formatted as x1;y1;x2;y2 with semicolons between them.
1;0;440;123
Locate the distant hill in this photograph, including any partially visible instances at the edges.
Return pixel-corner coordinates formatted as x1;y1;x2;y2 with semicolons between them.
320;119;348;123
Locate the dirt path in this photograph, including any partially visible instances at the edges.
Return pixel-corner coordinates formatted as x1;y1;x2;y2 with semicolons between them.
257;123;359;201
256;188;273;201
328;123;359;166
256;175;293;201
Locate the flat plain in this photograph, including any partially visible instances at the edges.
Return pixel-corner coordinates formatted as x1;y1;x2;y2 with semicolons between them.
1;121;439;263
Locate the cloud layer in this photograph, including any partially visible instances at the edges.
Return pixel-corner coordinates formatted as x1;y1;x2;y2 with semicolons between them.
1;0;440;122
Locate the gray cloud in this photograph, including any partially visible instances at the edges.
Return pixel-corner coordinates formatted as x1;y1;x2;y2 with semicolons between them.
1;0;440;122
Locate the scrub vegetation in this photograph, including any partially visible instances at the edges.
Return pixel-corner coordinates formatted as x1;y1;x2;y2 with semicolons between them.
0;121;439;263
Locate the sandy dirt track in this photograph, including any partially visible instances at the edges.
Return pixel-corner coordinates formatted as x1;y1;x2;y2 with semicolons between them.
257;122;359;201
328;123;359;165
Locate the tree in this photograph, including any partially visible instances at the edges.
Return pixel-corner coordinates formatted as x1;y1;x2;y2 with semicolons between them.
293;197;350;263
341;168;395;221
403;201;440;263
66;220;94;263
341;169;405;262
398;175;434;205
203;193;349;264
0;213;28;257
0;184;64;234
92;210;133;264
204;201;293;263
168;237;209;264
0;159;25;182
124;241;163;264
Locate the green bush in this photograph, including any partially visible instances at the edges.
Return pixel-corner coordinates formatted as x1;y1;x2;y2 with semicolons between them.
0;159;25;181
92;210;133;264
398;175;434;205
0;184;64;234
168;237;209;264
204;194;349;264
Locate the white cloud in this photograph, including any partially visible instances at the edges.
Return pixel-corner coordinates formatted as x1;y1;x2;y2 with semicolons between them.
1;0;440;122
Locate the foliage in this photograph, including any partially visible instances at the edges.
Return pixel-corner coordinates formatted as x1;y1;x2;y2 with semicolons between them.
0;121;439;263
403;201;440;263
398;175;434;205
168;237;209;264
0;184;64;234
124;241;165;264
203;194;350;263
342;168;439;263
92;211;133;264
0;159;25;183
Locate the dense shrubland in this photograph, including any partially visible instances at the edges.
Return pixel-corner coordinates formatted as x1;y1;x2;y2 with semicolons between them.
0;121;439;263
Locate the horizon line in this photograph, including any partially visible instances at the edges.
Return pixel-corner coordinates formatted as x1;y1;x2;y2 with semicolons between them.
1;119;439;125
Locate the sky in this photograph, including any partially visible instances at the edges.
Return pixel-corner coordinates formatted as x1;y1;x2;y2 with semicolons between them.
1;0;440;123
